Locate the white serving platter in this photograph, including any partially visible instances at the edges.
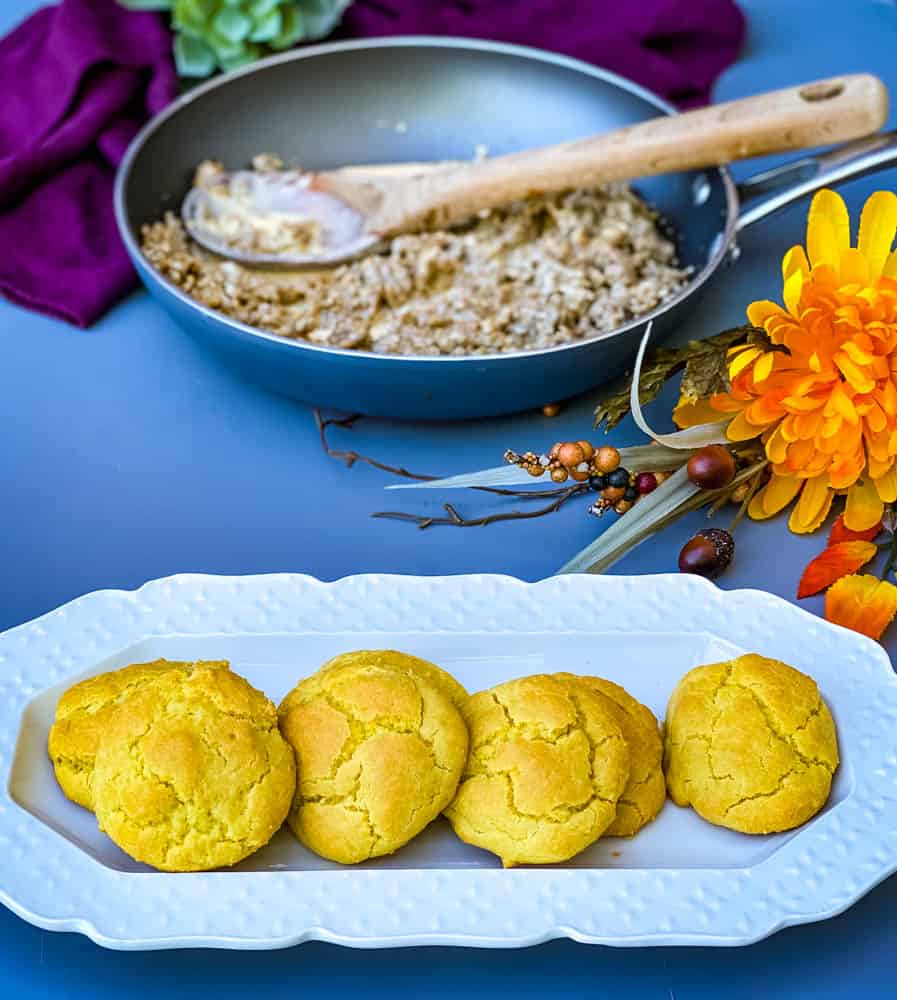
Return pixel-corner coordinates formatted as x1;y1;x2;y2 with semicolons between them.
1;573;896;950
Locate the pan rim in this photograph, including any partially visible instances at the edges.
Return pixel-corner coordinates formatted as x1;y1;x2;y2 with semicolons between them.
114;35;740;366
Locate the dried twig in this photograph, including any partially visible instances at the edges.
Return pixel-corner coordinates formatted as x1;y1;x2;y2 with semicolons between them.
314;409;586;501
372;485;589;529
315;410;434;481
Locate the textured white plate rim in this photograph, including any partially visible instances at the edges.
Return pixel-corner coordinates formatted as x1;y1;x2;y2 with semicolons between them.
1;572;895;950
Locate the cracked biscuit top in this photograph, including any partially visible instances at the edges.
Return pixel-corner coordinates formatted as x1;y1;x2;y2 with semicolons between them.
48;658;230;811
557;674;666;837
444;674;631;867
315;649;468;709
663;653;839;834
91;665;296;872
278;655;469;864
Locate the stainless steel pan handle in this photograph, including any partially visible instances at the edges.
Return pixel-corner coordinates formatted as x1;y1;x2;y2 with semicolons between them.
735;130;897;231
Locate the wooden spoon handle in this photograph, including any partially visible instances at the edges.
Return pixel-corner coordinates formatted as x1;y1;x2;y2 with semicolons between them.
373;74;889;236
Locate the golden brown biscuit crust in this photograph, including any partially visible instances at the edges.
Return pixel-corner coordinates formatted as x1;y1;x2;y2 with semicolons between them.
558;674;665;836
663;653;839;834
279;658;468;864
316;649;468;708
48;658;229;810
444;674;630;866
92;665;295;871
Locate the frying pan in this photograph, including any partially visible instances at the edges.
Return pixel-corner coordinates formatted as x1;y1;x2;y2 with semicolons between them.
115;38;897;420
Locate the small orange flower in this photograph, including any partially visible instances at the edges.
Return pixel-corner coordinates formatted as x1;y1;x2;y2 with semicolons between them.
825;573;897;639
687;189;897;534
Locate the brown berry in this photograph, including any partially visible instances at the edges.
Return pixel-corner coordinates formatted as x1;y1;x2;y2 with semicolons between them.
526;464;543;477
614;499;634;514
654;470;671;485
678;528;734;579
542;403;562;417
550;467;569;483
570;469;591;482
687;446;736;490
549;442;563;459
576;441;595;461
594;445;621;474
557;442;585;467
602;486;625;502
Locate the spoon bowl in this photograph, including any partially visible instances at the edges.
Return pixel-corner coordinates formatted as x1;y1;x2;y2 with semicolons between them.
182;168;379;268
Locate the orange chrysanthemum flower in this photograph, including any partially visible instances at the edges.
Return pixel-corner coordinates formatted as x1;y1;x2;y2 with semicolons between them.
708;189;897;533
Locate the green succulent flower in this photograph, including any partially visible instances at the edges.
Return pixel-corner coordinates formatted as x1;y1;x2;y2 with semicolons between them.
119;0;353;77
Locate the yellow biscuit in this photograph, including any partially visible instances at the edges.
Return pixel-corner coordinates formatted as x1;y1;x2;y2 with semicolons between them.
92;665;295;871
48;658;229;810
316;649;468;708
664;653;839;834
278;656;468;864
444;674;630;867
557;674;665;836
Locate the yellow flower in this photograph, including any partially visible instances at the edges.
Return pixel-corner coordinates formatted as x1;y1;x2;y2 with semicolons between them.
705;189;897;533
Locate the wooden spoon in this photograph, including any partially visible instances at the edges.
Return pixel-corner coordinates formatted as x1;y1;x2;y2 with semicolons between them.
182;74;888;268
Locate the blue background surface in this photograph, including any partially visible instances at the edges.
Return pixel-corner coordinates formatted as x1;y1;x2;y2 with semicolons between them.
3;0;897;995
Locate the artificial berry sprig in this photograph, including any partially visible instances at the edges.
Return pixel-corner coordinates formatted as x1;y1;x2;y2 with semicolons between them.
504;441;669;518
505;438;761;580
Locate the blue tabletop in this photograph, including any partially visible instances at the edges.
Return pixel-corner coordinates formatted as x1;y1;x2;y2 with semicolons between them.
4;0;897;995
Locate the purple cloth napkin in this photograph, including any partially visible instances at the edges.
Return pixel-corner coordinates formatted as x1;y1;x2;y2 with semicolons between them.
342;0;745;108
0;0;177;327
0;0;743;328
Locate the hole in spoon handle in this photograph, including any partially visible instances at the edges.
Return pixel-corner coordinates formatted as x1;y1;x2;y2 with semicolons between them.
799;81;846;102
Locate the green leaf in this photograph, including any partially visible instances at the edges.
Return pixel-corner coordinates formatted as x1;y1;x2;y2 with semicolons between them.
680;351;730;401
171;0;215;35
212;7;253;42
173;32;217;77
117;0;173;10
249;8;282;41
218;42;262;71
249;0;283;15
207;29;248;60
269;4;305;49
